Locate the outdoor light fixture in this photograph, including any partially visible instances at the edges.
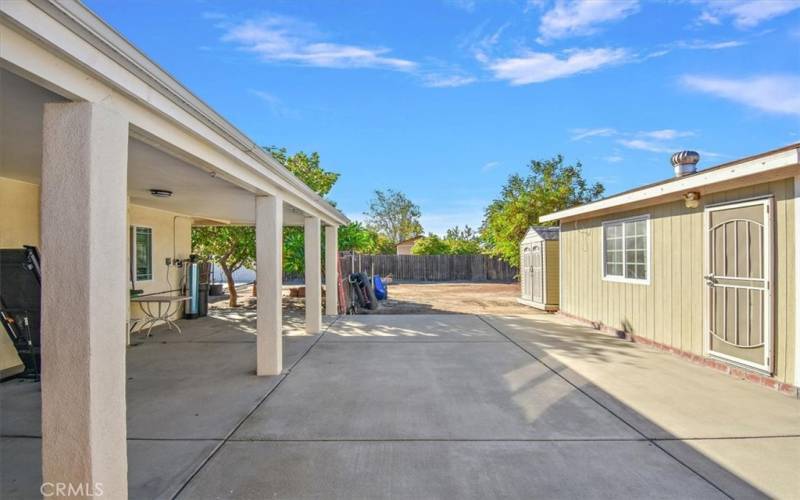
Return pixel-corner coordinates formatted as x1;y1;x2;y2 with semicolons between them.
149;189;173;198
683;191;701;208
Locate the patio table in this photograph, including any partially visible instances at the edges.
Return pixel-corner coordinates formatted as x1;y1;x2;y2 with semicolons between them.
130;294;190;337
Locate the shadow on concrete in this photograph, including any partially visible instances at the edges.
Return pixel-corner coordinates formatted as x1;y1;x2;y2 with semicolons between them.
2;311;794;498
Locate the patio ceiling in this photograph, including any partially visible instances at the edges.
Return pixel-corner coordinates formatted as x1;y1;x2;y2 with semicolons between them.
0;68;307;226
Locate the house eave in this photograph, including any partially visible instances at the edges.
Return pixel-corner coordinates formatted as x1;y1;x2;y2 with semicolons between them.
540;144;800;223
16;0;348;226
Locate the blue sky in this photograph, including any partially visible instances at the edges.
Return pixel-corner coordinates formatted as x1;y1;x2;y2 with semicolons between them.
87;0;800;233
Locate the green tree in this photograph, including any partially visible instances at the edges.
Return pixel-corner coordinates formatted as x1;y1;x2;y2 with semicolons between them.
338;222;375;253
267;146;340;274
373;234;397;255
266;146;339;197
192;226;255;307
364;189;423;243
443;225;481;255
411;234;449;255
411;226;482;255
482;155;604;265
192;147;340;303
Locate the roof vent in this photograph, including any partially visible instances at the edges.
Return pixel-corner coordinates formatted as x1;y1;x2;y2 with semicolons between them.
671;151;700;177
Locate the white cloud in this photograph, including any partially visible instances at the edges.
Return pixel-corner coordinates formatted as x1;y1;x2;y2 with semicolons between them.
695;0;800;28
481;161;501;172
487;47;629;85
422;73;477;88
636;129;694;140
249;90;298;118
681;74;800;116
222;16;416;71
674;39;747;50
570;127;617;141
538;0;639;42
617;139;675;153
604;155;624;163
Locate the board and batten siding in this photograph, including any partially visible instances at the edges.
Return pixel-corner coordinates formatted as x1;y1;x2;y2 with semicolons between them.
560;178;796;384
545;240;560;307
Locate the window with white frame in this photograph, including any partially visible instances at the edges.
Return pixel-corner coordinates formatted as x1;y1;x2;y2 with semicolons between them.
602;216;648;282
133;226;153;282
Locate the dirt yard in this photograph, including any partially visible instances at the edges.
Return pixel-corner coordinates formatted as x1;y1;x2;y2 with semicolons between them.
370;282;533;314
210;282;537;315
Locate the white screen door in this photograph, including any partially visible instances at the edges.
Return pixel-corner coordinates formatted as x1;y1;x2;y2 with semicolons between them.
705;198;773;372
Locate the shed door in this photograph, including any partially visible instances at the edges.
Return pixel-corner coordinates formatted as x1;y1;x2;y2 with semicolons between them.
521;246;532;300
705;198;772;373
531;243;543;304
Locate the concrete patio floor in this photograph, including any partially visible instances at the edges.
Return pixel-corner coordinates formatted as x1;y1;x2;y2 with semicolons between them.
1;311;798;499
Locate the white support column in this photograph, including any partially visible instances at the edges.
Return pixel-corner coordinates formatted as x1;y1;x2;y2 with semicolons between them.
325;224;339;316
40;102;129;498
256;195;283;376
304;216;322;333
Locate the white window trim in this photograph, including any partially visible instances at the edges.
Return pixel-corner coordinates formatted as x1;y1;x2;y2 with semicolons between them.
601;214;651;285
131;225;154;283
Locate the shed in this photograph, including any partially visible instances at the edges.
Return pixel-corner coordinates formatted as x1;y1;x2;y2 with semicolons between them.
518;226;559;311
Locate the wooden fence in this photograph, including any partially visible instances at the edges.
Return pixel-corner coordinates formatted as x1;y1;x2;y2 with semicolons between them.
340;253;517;282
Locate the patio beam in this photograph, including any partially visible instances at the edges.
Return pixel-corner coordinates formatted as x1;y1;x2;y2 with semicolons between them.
256;195;283;376
40;102;129;499
325;224;339;316
304;217;322;333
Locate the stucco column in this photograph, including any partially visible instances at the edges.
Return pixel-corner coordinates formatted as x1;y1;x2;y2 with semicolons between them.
256;195;283;376
325;224;339;316
304;216;322;333
40;102;129;499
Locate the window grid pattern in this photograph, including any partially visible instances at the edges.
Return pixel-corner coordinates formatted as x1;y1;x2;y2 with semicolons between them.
604;218;647;281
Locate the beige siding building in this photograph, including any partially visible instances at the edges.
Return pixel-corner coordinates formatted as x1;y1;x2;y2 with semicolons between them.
541;146;799;394
396;236;423;255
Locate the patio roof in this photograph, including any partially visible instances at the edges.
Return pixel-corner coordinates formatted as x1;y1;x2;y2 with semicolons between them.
0;0;349;226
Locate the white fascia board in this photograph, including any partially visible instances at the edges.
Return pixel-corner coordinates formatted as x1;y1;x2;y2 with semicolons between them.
540;147;800;223
1;0;348;226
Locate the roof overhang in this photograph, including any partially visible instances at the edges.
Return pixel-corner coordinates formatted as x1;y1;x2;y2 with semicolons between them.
540;144;800;223
0;0;349;226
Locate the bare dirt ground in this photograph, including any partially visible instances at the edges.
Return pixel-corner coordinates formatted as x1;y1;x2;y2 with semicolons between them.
373;282;535;315
210;282;536;315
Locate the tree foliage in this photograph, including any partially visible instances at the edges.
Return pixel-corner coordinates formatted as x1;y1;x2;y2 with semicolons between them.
266;146;339;197
337;222;394;254
411;225;482;255
267;146;341;275
411;234;449;255
364;189;423;243
192;147;340;303
481;155;604;265
191;226;255;307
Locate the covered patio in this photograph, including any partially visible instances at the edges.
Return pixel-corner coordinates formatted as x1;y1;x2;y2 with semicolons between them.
1;1;347;496
2;311;797;498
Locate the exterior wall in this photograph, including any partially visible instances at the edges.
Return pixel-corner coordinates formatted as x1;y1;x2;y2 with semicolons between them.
0;177;40;247
545;240;559;307
0;179;192;323
127;204;193;322
560;178;796;384
396;243;415;255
